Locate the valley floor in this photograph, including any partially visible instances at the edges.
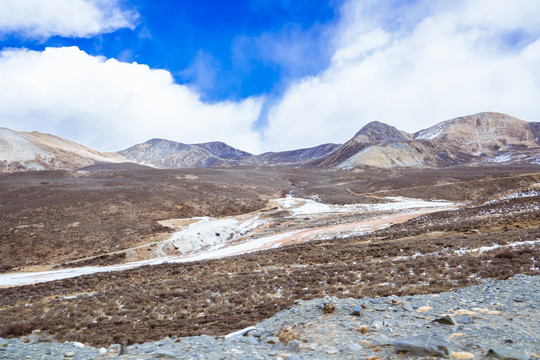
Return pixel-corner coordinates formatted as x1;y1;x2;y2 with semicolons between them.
0;164;539;350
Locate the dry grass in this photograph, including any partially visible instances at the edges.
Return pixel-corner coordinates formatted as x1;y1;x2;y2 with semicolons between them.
0;191;538;347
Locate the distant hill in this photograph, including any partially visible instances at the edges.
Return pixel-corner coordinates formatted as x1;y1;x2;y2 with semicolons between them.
243;143;341;166
0;128;125;172
314;112;540;169
117;139;242;169
2;112;539;172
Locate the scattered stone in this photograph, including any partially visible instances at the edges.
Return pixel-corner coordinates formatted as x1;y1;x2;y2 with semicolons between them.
266;336;280;345
512;298;523;302
155;349;178;359
346;343;363;352
1;274;538;360
28;330;41;344
388;296;403;305
372;335;394;346
319;302;335;314
372;304;387;311
486;347;532;360
287;339;301;353
20;336;30;343
432;315;458;325
370;319;384;330
402;302;414;312
417;305;433;313
357;325;369;334
350;305;363;316
272;342;286;351
119;339;128;355
394;333;452;357
286;355;302;360
455;315;473;324
243;335;258;345
452;351;476;359
64;351;74;358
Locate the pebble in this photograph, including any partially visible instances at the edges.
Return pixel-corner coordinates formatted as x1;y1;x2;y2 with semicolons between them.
0;274;538;359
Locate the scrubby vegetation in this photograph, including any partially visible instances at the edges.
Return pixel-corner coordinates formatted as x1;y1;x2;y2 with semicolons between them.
1;191;538;347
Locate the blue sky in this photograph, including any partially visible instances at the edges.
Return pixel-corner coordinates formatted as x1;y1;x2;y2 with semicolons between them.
1;0;540;153
2;0;341;102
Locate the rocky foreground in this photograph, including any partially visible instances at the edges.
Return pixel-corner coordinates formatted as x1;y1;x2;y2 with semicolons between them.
1;274;538;359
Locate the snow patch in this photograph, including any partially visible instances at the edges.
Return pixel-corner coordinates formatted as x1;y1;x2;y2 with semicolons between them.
276;195;455;216
415;123;445;140
165;216;266;254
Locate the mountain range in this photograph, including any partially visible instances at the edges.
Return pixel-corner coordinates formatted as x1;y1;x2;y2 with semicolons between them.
1;112;539;172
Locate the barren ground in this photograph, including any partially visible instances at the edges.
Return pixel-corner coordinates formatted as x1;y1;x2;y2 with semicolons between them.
0;164;539;346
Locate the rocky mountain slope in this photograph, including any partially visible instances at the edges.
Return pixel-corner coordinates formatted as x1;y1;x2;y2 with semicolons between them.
315;112;540;168
118;139;247;169
0;128;125;172
2;112;539;172
243;143;341;166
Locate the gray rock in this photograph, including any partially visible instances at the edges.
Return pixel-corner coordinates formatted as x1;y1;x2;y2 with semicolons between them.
373;304;387;311
287;339;301;353
266;336;280;345
243;335;259;345
350;305;363;316
432;315;457;325
402;302;414;312
155;349;178;358
486;347;532;360
394;333;452;357
455;315;473;324
345;343;363;352
287;356;303;360
119;339;128;355
373;335;394;346
370;319;384;330
272;342;286;351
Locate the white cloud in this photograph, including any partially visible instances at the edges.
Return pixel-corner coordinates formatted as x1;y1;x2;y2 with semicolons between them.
0;0;138;39
1;0;540;155
0;47;263;153
262;0;540;151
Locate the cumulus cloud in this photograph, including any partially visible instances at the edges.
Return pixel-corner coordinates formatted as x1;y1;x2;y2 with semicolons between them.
0;47;263;153
0;0;138;39
261;0;540;151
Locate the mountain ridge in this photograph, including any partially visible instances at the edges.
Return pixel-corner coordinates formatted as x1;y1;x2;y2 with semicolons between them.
1;112;539;172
